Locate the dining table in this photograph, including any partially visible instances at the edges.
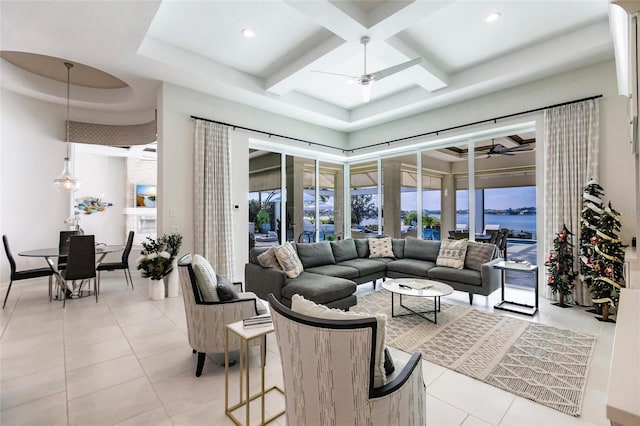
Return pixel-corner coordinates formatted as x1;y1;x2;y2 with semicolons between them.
19;245;124;299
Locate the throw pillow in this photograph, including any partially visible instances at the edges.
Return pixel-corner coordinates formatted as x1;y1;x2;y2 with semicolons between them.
296;241;336;269
257;247;282;270
464;241;497;271
368;237;394;258
330;238;358;263
274;242;304;278
436;239;468;269
216;274;239;301
192;255;220;302
291;294;388;388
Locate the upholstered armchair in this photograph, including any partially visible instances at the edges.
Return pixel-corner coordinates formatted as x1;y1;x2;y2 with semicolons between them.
178;254;264;376
268;294;426;425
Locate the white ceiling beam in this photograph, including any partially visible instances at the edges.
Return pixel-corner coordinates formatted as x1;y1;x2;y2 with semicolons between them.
284;0;367;41
265;36;359;95
367;0;453;40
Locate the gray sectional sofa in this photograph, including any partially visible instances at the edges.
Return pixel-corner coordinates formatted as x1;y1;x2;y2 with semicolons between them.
245;237;503;310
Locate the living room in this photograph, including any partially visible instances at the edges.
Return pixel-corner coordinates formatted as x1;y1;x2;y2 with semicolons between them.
1;1;639;425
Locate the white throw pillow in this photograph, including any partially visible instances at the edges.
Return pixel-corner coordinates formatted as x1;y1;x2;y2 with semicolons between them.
257;247;282;270
238;292;269;315
192;254;220;302
436;239;468;269
274;242;304;278
368;237;394;258
291;294;387;388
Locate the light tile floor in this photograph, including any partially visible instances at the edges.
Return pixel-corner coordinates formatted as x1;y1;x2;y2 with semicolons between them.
0;271;614;425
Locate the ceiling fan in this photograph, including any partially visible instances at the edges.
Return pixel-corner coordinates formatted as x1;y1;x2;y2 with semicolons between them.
313;36;422;102
485;141;535;157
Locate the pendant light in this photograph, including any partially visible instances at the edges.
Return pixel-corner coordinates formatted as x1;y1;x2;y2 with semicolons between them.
53;62;80;192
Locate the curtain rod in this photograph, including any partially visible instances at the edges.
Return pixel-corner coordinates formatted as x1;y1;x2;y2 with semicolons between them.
347;94;603;153
191;94;602;155
189;115;347;153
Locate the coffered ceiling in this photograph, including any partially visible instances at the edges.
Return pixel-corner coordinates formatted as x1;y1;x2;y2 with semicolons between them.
0;1;613;132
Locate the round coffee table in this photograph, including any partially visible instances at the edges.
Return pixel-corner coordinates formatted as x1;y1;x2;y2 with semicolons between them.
382;278;454;324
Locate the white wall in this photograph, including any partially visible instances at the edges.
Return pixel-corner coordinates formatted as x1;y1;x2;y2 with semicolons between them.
0;88;154;283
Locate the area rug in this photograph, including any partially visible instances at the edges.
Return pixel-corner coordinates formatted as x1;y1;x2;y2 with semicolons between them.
351;290;596;416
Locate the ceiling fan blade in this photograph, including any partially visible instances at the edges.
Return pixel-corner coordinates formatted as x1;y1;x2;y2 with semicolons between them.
311;70;359;79
369;57;422;81
507;144;535;152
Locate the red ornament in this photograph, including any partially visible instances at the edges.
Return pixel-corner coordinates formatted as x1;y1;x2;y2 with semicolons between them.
559;234;565;242
547;277;554;286
605;267;613;277
590;236;598;244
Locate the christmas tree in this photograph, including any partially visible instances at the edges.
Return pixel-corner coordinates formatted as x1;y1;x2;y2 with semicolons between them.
589;202;625;322
579;179;604;285
545;224;578;307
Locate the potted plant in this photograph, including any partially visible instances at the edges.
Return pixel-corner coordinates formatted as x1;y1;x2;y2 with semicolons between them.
137;233;182;299
256;208;271;234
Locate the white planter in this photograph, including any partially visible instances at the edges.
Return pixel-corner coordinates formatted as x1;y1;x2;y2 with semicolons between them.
164;259;180;298
148;278;165;300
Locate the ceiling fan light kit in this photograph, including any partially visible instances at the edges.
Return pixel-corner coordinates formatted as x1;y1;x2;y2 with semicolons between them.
313;35;422;103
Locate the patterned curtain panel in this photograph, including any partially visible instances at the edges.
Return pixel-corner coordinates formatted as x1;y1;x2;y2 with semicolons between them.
543;99;599;304
193;120;235;278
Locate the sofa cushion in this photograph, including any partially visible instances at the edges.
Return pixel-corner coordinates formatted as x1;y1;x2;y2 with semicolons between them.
355;239;370;258
192;254;220;302
404;237;441;262
337;258;387;276
296;241;336;269
464;241;497;272
257;247;282;270
369;257;395;265
305;264;359;280
392;238;405;258
428;266;482;286
330;239;358;263
281;272;356;304
291;294;387;388
274;242;304;278
436;239;468;269
386;258;436;277
369;237;394;258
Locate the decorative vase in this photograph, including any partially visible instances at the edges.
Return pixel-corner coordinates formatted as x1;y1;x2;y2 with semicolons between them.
164;259;180;298
147;278;165;300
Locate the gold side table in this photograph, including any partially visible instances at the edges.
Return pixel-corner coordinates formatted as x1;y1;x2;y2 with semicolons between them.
225;320;285;426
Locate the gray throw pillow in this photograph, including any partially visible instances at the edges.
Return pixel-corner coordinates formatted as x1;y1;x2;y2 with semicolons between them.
354;239;370;258
216;274;239;301
404;236;441;261
464;241;498;271
296;241;336;269
330;239;358;262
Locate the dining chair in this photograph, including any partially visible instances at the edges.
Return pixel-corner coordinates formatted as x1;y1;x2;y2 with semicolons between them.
57;230;77;272
59;235;96;307
96;231;134;301
2;235;55;309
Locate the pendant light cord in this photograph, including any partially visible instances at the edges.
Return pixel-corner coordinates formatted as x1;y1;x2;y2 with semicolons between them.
64;62;73;159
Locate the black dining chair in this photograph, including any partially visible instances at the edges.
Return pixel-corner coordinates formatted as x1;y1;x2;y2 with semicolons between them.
2;235;55;309
96;231;135;301
59;235;96;307
57;230;77;272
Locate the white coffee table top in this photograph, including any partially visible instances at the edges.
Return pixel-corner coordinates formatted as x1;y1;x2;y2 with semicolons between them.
383;278;453;298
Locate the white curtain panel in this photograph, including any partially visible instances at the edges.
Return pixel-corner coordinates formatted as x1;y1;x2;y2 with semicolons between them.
543;99;599;304
193;120;235;278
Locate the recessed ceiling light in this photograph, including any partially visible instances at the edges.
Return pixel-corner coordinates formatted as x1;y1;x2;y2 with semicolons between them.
241;28;255;38
485;12;501;23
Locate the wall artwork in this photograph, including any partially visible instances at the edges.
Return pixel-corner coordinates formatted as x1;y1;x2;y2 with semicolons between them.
136;184;157;207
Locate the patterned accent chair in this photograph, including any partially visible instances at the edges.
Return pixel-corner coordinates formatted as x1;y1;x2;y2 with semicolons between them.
178;254;263;376
268;294;426;425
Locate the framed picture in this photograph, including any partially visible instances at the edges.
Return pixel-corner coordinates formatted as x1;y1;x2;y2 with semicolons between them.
135;184;156;208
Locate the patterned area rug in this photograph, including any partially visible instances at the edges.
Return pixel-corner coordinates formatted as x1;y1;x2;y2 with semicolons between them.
351;290;596;416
